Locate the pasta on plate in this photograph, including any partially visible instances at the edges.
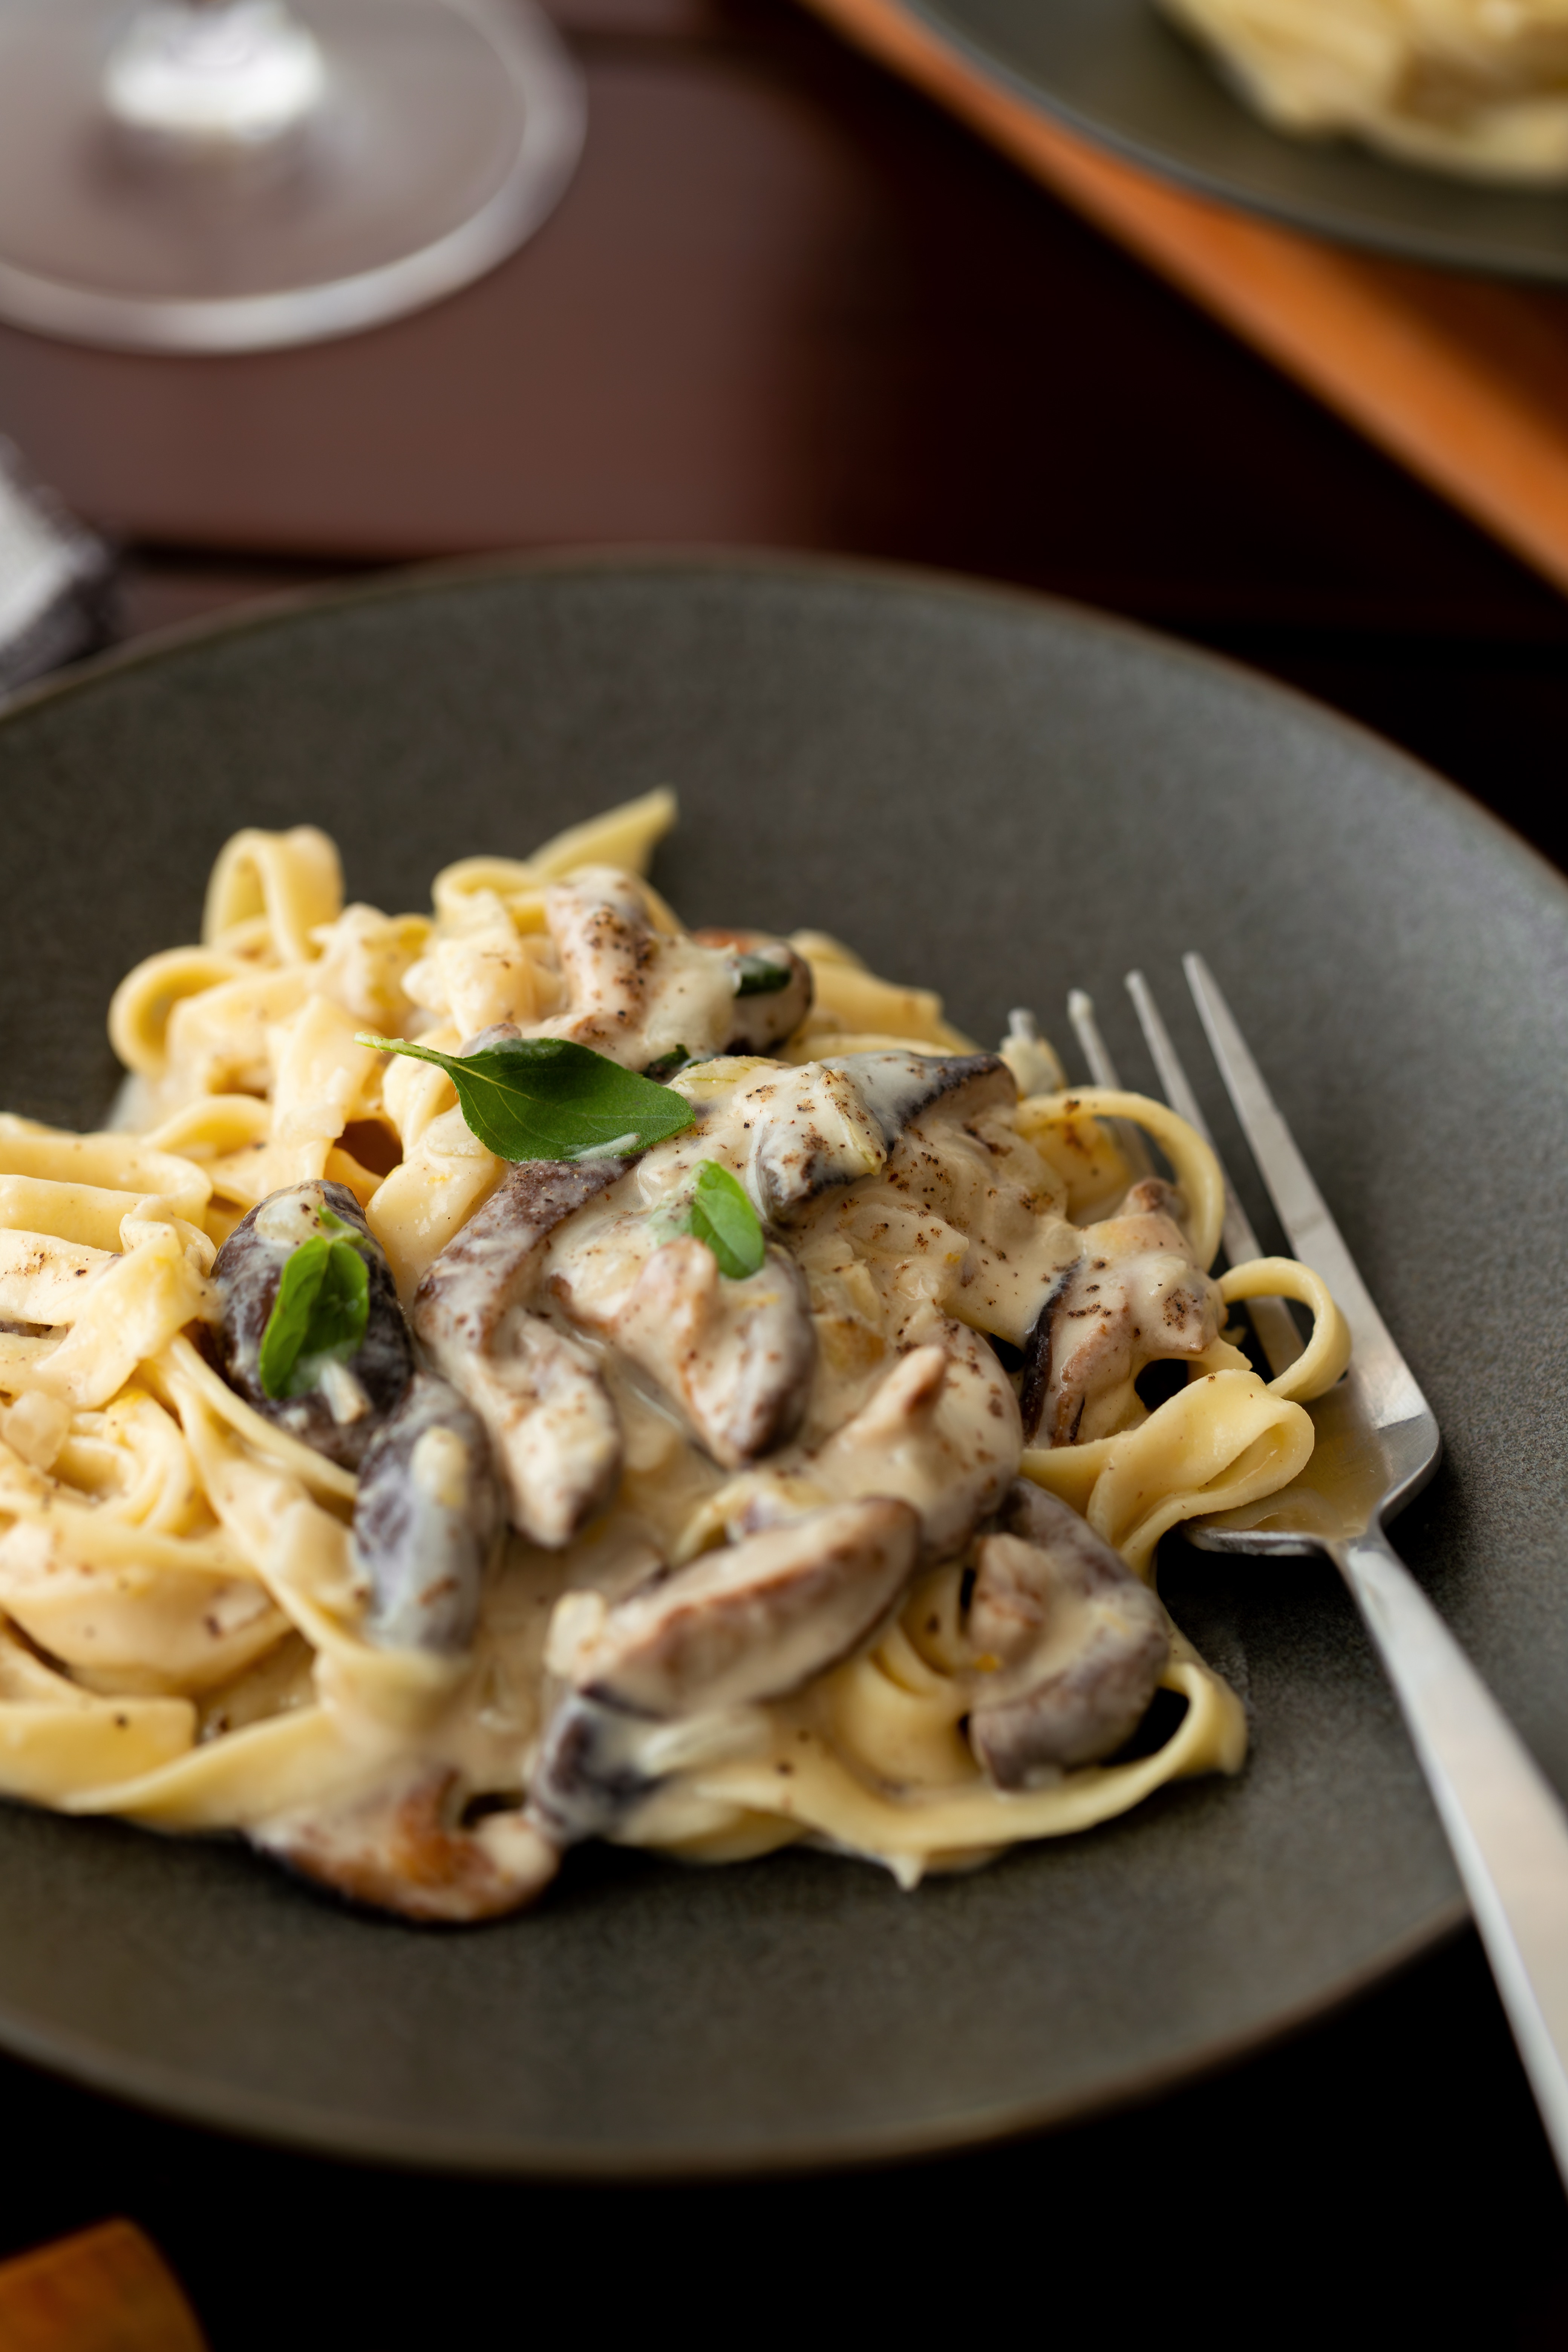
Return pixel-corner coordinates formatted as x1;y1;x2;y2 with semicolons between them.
1160;0;1568;182
0;792;1349;1920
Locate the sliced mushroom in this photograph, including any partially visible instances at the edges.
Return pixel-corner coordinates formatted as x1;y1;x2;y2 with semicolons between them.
813;1049;1078;1350
351;1375;501;1654
741;1061;890;1223
413;1161;624;1549
523;1694;661;1847
544;868;658;1056
473;1315;623;1549
414;1158;622;1354
1116;1174;1190;1227
1018;1200;1221;1447
736;1051;1021;1230
825;1050;1015;1147
529;1497;919;1841
807;1311;1022;1560
966;1481;1169;1787
541;868;738;1073
602;1235;815;1469
257;1769;559;1923
545;1207;816;1474
689;926;814;1054
211;1179;412;1471
585;1494;919;1715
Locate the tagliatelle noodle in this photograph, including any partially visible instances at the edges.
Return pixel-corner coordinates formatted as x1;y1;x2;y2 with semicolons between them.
1161;0;1568;183
0;793;1356;1911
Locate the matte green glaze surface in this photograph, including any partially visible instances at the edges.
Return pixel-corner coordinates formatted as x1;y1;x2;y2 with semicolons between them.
908;0;1568;280
0;554;1561;2174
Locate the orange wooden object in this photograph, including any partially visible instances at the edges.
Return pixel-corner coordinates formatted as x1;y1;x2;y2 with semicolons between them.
0;2220;207;2352
799;0;1568;602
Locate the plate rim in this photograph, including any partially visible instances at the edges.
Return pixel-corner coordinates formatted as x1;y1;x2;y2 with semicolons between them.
9;543;1562;925
895;0;1568;284
0;543;1542;2175
0;1886;1465;2177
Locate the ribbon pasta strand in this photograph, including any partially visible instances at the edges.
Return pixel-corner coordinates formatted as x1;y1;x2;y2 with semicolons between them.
0;800;1355;1915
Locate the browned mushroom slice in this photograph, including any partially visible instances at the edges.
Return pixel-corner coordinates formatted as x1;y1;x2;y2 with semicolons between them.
529;1498;920;1841
808;1312;1022;1560
689;926;814;1054
211;1179;413;1471
413;1161;624;1547
1118;1175;1186;1221
545;868;659;1057
429;1314;620;1550
966;1482;1169;1788
414;1159;621;1354
351;1374;501;1654
567;1233;816;1471
742;1052;1018;1228
256;1769;559;1922
743;1061;890;1223
824;1049;1076;1349
589;1495;919;1714
541;868;737;1072
1018;1200;1221;1447
826;1050;1015;1147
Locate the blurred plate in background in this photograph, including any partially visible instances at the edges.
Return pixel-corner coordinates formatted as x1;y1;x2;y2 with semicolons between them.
905;0;1568;280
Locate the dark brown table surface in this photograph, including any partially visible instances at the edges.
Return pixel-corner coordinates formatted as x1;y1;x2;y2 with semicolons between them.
2;0;1568;2340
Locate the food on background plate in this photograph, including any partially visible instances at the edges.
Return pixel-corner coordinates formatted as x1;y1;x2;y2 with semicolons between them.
0;790;1349;1920
1161;0;1568;182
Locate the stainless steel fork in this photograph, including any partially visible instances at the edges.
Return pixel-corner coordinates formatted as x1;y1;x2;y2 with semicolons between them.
1068;956;1568;2187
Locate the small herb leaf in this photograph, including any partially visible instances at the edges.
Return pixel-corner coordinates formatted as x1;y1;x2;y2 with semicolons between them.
685;1160;766;1280
258;1236;370;1400
315;1203;368;1246
356;1034;696;1164
734;952;793;998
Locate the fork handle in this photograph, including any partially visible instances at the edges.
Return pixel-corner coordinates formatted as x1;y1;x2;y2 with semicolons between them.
1334;1525;1568;2181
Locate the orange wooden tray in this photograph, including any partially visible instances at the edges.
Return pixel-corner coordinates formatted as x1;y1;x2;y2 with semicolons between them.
0;2221;206;2352
800;0;1568;602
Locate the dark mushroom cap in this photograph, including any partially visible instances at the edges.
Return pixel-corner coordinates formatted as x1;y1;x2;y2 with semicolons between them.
352;1373;501;1655
211;1178;413;1471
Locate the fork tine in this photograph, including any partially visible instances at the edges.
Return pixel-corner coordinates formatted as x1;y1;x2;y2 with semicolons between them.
1124;968;1302;1377
1066;987;1122;1087
1183;952;1427;1421
1064;988;1153;1175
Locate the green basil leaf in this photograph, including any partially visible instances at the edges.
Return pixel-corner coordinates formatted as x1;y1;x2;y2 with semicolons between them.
291;1240;370;1387
356;1033;696;1164
685;1159;766;1280
257;1237;328;1399
734;952;792;998
315;1203;369;1248
258;1236;370;1400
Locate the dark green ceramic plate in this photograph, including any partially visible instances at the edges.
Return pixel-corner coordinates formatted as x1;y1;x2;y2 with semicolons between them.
905;0;1568;280
0;554;1563;2176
